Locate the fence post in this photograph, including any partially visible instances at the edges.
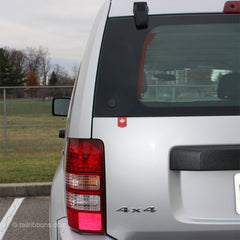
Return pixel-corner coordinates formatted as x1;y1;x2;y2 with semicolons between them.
3;88;7;152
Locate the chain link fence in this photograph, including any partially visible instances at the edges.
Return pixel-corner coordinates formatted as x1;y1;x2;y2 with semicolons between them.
0;86;73;153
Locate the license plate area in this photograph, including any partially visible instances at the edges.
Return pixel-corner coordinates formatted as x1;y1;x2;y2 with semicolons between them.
235;173;240;215
170;171;240;220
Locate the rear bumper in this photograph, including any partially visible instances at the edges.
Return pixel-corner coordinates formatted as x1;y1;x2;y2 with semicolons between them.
57;218;113;240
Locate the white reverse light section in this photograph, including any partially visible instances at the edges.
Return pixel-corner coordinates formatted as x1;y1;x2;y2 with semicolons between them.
66;192;100;211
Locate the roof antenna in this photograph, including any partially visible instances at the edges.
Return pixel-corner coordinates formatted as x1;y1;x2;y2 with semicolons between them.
133;2;149;29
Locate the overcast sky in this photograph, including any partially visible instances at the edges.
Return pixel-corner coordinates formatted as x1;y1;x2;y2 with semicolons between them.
0;0;106;73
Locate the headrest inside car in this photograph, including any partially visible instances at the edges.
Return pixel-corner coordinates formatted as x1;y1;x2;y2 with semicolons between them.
217;72;240;100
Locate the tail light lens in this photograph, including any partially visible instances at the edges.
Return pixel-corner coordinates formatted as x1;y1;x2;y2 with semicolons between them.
66;139;105;233
224;1;240;13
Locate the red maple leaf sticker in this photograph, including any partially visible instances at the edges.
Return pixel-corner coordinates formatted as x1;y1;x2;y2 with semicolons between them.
118;117;127;128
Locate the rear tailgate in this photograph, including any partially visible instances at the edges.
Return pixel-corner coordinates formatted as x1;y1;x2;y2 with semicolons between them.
93;116;240;239
92;6;240;239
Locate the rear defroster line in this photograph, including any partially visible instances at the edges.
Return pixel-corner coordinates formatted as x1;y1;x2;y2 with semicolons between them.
0;198;24;240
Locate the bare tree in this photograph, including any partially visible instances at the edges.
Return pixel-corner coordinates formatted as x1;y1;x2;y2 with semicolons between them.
25;47;41;74
71;64;80;83
52;64;74;86
53;64;64;77
25;47;51;83
48;65;73;97
40;50;51;86
2;46;75;88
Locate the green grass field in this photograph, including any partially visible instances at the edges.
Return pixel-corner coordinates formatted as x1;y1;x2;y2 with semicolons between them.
0;99;67;183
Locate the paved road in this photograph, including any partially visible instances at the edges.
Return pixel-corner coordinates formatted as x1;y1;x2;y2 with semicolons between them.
0;197;50;240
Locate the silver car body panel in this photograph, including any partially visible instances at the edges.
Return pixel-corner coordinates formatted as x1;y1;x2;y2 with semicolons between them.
67;0;110;139
92;116;240;239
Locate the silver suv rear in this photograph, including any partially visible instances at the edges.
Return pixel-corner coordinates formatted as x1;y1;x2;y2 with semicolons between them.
50;0;240;239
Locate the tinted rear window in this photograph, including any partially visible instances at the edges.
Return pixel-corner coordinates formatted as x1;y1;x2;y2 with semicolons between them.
94;14;240;117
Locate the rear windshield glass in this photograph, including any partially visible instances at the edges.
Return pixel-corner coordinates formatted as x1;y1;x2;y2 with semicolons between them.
94;14;240;117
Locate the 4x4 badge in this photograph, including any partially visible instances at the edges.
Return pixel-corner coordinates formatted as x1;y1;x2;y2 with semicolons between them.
117;207;156;213
118;117;127;128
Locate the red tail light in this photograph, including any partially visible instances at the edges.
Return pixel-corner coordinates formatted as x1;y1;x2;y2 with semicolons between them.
66;139;105;233
224;1;240;13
